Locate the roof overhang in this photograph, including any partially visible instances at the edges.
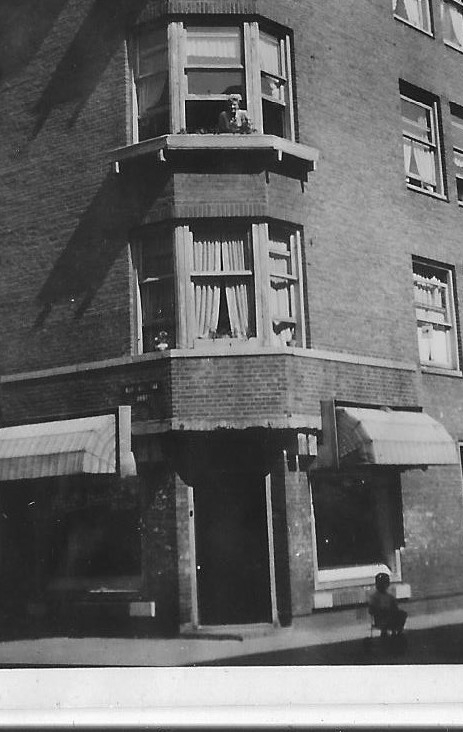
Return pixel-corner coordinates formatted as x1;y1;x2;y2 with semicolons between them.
0;407;136;482
335;406;458;467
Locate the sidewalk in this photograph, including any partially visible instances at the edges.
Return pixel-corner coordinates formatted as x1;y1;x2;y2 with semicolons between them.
0;606;462;666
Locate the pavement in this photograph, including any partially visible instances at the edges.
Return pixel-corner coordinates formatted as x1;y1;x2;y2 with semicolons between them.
0;604;463;666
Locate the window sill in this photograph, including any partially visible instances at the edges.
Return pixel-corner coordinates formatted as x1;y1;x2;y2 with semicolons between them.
394;15;434;37
444;39;463;54
420;365;462;377
111;133;318;172
406;183;447;202
315;563;401;591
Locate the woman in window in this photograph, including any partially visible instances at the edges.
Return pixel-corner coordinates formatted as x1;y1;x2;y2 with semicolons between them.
218;94;251;133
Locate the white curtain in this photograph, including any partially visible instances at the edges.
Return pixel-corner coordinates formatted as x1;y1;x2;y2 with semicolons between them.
259;32;280;76
137;73;167;116
394;0;421;25
222;237;249;339
187;29;241;64
403;138;436;186
193;237;221;338
444;2;463;47
193;232;250;339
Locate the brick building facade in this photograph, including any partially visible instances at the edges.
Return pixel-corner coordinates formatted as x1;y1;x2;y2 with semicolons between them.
1;0;463;633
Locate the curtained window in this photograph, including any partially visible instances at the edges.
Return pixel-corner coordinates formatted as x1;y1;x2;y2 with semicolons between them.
259;32;290;138
393;0;432;32
134;27;169;141
413;259;459;370
401;91;443;195
450;102;463;203
442;0;463;49
191;224;255;340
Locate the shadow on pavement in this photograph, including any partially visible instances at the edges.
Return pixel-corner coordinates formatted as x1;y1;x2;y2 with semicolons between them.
194;624;463;666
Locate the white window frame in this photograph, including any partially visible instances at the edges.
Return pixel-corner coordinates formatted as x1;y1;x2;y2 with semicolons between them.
130;21;296;141
401;92;444;197
393;0;433;34
442;0;463;52
450;104;463;205
268;224;305;348
413;260;460;371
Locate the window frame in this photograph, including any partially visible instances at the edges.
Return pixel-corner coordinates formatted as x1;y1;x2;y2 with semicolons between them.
450;103;463;205
412;258;460;371
393;0;433;34
129;20;296;141
441;0;463;52
400;91;444;198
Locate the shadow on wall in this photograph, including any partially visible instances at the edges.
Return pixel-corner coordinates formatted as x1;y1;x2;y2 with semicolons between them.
0;0;68;85
31;0;149;137
35;164;171;325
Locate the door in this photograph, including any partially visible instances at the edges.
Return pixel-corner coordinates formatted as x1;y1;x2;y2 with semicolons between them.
194;472;272;625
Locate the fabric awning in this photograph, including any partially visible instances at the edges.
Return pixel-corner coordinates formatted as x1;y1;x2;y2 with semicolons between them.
336;407;458;466
0;410;136;481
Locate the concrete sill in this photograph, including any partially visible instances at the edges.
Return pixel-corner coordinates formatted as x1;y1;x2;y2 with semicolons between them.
421;366;462;378
111;133;318;172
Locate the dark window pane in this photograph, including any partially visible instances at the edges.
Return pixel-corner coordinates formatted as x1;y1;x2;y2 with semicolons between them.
187;70;244;97
457;177;463;202
262;98;285;137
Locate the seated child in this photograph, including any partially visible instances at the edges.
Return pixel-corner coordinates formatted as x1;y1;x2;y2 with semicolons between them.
368;572;407;638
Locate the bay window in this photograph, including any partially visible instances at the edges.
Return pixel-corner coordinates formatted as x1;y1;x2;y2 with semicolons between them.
132;221;305;352
413;259;459;370
401;89;443;196
393;0;432;32
442;0;463;51
131;21;295;140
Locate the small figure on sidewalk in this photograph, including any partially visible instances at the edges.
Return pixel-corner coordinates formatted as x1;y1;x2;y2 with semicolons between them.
368;572;407;640
218;94;251;133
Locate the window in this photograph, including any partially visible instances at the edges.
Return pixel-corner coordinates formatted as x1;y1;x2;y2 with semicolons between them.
393;0;432;32
413;259;459;370
191;223;256;341
450;103;463;203
442;0;463;51
131;22;295;140
311;472;404;582
401;89;443;195
132;221;305;352
134;27;169;141
268;225;303;346
132;227;176;352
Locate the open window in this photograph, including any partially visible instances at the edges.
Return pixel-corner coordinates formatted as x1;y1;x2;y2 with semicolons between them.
311;471;404;585
268;225;304;347
130;21;296;140
413;258;459;370
400;85;444;196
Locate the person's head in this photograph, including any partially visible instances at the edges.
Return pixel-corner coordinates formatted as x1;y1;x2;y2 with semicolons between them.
375;572;390;592
228;94;242;114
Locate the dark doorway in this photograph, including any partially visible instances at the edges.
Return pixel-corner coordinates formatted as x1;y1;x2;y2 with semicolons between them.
194;472;272;625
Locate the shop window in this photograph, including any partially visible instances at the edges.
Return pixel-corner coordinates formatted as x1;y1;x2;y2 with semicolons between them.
311;472;404;583
130;21;295;139
413;259;459;370
132;227;176;353
442;0;463;50
450;103;463;204
400;87;444;196
393;0;432;32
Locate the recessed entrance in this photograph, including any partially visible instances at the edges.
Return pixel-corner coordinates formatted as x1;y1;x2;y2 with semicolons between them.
194;472;272;625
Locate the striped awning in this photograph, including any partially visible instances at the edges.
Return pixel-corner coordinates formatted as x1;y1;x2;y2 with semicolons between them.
336;407;458;466
0;413;130;481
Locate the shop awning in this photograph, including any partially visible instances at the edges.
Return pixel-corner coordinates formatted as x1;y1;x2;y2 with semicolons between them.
0;409;136;481
336;407;458;466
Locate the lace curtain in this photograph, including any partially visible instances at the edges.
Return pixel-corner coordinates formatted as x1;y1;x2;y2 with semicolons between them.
443;1;463;47
193;232;250;339
403;137;436;186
